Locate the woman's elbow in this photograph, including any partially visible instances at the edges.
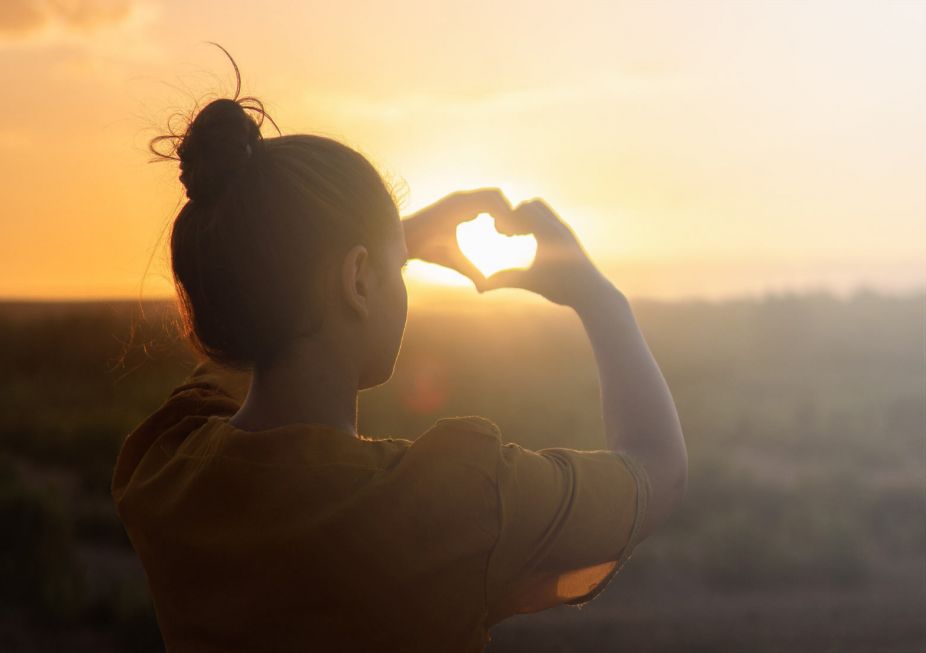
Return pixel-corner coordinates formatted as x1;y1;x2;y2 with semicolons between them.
634;435;688;541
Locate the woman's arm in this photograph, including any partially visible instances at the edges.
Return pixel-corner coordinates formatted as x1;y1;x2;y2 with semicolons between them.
482;199;688;542
571;280;688;541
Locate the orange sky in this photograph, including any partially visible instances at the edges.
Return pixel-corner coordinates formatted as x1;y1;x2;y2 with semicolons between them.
1;0;924;303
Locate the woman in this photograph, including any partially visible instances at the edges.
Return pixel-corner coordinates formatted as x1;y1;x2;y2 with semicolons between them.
111;59;687;652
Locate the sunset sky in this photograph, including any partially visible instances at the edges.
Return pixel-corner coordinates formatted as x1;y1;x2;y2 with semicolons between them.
1;0;924;303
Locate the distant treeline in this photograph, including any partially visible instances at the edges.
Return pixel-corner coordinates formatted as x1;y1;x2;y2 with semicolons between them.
0;288;923;651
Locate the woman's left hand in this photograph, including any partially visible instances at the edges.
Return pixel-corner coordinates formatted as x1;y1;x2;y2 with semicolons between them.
401;188;513;292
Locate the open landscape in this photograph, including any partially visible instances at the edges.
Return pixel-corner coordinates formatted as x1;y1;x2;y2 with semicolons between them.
3;0;925;650
0;288;923;652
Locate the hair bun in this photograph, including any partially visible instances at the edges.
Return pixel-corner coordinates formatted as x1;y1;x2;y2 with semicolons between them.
177;98;261;204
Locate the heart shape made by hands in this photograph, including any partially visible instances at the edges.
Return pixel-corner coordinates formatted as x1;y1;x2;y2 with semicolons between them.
456;214;537;278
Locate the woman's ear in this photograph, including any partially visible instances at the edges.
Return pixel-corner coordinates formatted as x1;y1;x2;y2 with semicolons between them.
340;244;371;319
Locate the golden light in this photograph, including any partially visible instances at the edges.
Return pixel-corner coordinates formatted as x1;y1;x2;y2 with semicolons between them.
456;214;537;278
399;179;543;289
403;260;472;287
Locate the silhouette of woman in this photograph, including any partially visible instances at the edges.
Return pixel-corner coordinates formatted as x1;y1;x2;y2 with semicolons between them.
111;49;687;652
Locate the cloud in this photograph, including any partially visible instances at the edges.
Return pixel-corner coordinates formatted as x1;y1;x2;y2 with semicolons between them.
0;0;161;69
0;1;46;35
0;0;136;40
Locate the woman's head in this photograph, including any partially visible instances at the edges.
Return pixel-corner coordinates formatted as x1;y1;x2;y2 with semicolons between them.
152;63;407;386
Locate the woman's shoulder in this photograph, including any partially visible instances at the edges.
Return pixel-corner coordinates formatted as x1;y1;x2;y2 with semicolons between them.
396;415;504;479
432;415;502;439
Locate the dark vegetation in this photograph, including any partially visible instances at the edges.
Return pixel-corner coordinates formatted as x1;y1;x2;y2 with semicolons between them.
0;288;923;651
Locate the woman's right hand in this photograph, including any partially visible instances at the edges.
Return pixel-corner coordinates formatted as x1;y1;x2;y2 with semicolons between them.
481;199;612;309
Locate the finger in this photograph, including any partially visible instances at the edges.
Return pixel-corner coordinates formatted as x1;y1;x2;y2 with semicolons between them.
522;199;561;230
481;268;527;292
453;188;513;221
445;249;488;292
514;199;567;239
492;201;551;236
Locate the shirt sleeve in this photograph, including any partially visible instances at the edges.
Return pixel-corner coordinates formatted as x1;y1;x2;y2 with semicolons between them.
484;432;650;624
171;357;252;407
111;359;253;502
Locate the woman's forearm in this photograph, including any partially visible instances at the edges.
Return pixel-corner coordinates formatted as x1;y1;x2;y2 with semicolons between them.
573;281;688;540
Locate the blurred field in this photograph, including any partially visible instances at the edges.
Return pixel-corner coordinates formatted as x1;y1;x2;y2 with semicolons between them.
0;289;923;652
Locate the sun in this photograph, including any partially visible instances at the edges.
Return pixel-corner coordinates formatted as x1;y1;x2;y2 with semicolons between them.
401;215;537;288
456;214;537;277
401;180;540;287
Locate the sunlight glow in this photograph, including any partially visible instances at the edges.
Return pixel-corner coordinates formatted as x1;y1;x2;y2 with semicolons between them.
3;2;925;300
403;260;472;287
456;214;537;277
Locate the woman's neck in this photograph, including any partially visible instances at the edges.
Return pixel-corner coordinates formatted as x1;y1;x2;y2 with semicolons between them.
229;336;360;436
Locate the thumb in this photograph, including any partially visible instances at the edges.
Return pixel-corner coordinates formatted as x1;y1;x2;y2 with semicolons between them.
481;269;528;292
446;250;488;292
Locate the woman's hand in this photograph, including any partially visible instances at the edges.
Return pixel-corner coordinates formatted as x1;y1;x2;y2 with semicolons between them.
481;199;611;309
402;188;513;292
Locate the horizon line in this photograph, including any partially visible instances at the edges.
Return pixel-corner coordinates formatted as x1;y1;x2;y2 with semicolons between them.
1;282;923;306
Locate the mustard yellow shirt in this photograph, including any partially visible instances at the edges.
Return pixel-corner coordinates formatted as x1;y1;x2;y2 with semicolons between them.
111;359;649;652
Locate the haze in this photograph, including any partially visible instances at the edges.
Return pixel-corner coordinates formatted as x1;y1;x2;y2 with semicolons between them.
1;0;923;303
